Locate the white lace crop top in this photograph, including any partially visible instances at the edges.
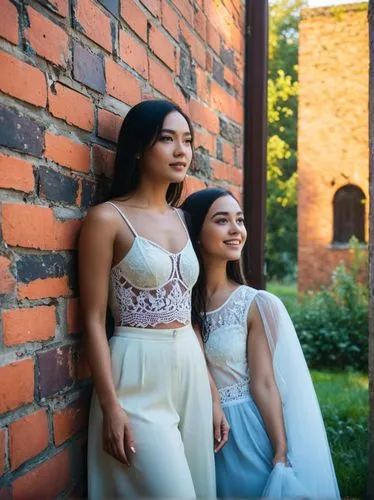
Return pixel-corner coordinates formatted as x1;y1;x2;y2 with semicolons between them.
107;202;199;328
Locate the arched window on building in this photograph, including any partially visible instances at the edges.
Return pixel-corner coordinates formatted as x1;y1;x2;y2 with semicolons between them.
333;184;366;244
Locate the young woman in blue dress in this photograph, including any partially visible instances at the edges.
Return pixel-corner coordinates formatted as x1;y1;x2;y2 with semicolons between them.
182;187;340;499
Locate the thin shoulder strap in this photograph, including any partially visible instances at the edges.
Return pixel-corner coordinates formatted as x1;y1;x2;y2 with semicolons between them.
106;202;138;236
173;207;189;237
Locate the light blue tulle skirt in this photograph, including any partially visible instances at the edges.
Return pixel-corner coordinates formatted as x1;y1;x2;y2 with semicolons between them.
216;394;310;499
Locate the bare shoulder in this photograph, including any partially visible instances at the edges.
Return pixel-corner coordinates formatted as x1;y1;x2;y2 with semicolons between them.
82;202;119;229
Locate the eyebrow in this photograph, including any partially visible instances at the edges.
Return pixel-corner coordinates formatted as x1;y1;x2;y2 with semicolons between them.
211;211;243;219
160;128;192;136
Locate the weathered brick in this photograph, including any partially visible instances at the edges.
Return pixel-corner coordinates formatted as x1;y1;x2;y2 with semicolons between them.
179;44;197;95
73;42;105;94
0;50;46;107
0;256;15;295
0;0;19;45
180;20;205;68
207;21;220;55
93;144;115;178
13;449;70;500
140;0;160;17
0;358;34;413
41;0;69;17
0;428;6;476
194;129;215;155
9;409;49;471
222;142;234;164
38;166;79;204
220;43;235;71
3;306;56;346
194;7;206;41
149;24;175;71
25;7;69;67
48;83;94;131
212;58;224;86
17;253;73;284
105;58;142;105
219;117;241;144
119;29;148;78
0;105;44;157
74;345;90;379
2;204;81;250
44;132;90;173
196;66;209;103
192;150;211;178
53;397;89;446
67;298;81;334
75;0;112;53
38;345;74;398
190;99;219;134
120;0;148;42
98;108;123;143
149;57;176;101
0;154;34;193
172;0;193;24
97;0;119;17
161;0;179;40
17;276;70;300
80;178;96;209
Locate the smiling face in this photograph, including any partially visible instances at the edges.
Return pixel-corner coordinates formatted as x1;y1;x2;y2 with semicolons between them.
140;110;193;185
199;194;247;263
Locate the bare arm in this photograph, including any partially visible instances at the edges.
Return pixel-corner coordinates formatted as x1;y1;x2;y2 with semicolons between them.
247;302;287;465
78;204;135;465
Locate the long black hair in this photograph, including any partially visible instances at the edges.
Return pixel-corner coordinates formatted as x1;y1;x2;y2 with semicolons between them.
181;188;247;341
108;99;194;206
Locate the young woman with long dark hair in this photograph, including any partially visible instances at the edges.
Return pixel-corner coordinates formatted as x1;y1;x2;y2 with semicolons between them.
79;101;219;499
182;187;340;499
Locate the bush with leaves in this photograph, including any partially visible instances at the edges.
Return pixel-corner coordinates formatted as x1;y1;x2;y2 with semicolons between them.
292;239;368;372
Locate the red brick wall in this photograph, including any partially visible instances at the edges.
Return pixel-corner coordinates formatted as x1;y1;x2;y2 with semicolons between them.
297;3;368;292
0;0;245;495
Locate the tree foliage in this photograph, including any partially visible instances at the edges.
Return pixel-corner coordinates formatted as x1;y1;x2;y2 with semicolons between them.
266;0;306;280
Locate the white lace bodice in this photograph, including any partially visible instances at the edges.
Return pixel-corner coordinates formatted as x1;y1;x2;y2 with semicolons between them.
107;203;199;328
204;285;258;404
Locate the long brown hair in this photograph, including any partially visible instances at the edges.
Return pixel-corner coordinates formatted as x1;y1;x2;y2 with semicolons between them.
181;188;247;341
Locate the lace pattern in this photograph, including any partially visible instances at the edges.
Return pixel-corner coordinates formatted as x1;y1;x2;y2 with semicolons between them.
219;380;251;406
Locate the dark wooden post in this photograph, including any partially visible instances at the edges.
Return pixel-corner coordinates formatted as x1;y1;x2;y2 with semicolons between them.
243;0;269;290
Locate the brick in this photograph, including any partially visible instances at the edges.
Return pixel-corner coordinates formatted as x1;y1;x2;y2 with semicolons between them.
120;0;148;42
38;166;79;204
219;116;241;144
2;204;81;250
172;0;193;24
181;175;206;201
211;81;242;124
190;99;219;134
105;58;142;105
97;0;119;17
80;178;96;208
213;58;224;86
222;142;234;164
3;306;56;345
0;256;15;294
48;83;94;131
180;20;205;68
98;109;123;143
53;397;89;446
45;132;90;173
75;0;112;53
45;0;69;17
211;158;242;186
194;129;215;155
0;105;44;157
75;345;90;379
194;8;206;41
149;24;175;71
119;30;148;78
13;449;69;500
0;154;34;193
206;51;213;72
25;7;68;67
17;253;73;283
0;0;19;45
140;0;160;17
0;358;34;413
67;298;81;334
179;45;197;95
196;66;209;103
161;0;179;40
17;276;70;300
93;144;115;178
149;57;177;101
73;42;105;94
37;345;73;398
220;44;235;71
9;409;49;470
207;21;220;55
0;50;45;107
192;150;211;178
0;428;5;476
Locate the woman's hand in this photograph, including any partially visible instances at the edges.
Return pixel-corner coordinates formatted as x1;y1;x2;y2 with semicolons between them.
102;404;136;466
213;401;230;453
272;450;288;467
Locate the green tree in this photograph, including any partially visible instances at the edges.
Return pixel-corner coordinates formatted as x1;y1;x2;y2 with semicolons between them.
266;0;305;280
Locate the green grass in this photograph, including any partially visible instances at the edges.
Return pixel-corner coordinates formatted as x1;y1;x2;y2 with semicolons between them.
311;371;368;498
266;280;299;314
